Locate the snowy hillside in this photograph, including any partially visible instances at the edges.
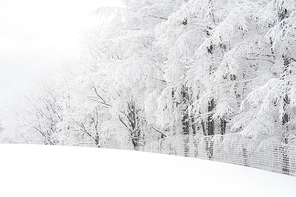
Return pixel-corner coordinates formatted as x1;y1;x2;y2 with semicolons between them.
0;144;295;197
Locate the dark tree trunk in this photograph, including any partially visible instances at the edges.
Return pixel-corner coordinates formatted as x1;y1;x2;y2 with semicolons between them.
132;138;140;151
122;101;143;151
220;118;226;135
201;121;206;136
207;98;215;136
182;112;190;136
181;85;190;134
280;56;291;175
204;98;215;159
95;135;100;148
281;93;290;175
191;115;197;136
242;146;249;167
181;85;190;157
191;115;199;157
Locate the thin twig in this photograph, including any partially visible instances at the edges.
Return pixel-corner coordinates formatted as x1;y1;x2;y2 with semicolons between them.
152;126;167;138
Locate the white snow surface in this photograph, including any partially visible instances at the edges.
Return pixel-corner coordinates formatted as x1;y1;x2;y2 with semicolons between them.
0;144;295;197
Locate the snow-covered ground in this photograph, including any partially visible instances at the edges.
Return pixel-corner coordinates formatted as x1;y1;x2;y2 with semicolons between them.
0;144;295;197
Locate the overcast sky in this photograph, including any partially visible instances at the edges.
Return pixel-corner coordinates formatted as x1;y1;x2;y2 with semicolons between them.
0;0;122;110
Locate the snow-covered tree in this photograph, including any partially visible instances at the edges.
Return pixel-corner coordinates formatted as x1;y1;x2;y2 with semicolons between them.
145;0;262;157
229;0;296;174
79;0;190;150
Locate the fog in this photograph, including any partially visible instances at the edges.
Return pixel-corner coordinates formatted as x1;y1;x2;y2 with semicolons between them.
0;0;122;109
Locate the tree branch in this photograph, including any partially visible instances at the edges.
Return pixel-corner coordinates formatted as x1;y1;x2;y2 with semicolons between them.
33;126;55;145
151;126;167;138
244;57;275;64
91;86;112;107
118;115;129;130
148;15;168;20
75;122;97;142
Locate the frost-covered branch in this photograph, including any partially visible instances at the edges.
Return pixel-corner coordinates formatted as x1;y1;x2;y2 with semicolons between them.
151;126;167;138
148;15;168;20
33;126;55;145
91;86;111;107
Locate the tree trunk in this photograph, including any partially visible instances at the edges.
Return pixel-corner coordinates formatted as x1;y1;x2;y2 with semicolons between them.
123;101;143;151
207;98;215;136
205;98;215;159
191;115;198;157
220;118;226;135
281;93;290;175
181;85;190;157
280;56;291;175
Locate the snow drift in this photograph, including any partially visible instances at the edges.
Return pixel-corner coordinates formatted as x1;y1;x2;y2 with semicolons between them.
0;144;295;197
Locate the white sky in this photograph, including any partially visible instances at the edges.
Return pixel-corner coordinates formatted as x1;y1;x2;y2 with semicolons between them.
0;0;123;110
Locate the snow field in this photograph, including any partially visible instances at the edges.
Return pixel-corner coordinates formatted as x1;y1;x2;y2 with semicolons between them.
0;144;296;197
